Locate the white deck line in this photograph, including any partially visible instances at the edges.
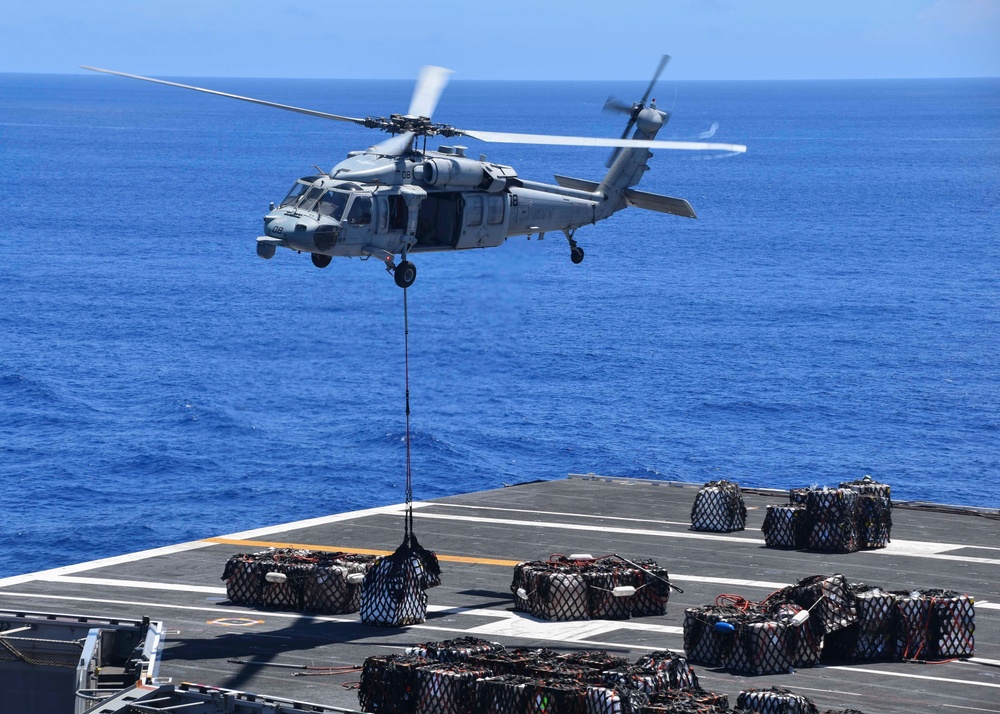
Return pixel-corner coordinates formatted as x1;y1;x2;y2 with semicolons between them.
1;589;996;692
411;510;1000;566
0;502;415;588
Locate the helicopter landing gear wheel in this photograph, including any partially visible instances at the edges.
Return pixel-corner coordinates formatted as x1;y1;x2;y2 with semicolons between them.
394;260;416;289
564;229;584;264
311;253;332;268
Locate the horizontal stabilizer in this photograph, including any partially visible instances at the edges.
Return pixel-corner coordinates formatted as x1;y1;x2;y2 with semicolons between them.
553;175;697;219
624;188;697;219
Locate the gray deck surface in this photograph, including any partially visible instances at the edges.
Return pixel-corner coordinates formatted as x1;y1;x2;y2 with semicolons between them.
1;476;998;713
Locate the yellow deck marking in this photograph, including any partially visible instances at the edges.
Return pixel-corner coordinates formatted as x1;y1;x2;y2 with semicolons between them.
202;537;520;568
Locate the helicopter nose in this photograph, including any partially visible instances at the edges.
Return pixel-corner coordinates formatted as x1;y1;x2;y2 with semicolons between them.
264;215;319;252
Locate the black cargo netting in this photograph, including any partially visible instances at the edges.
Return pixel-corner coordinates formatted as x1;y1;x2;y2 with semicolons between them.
474;675;534;714
468;648;558;677
586;685;650;713
725;616;797;675
641;687;730;713
736;687;819;714
414;663;492;714
525;677;588;713
304;554;378;614
682;605;745;667
512;555;674;622
360;535;441;626
359;654;429;714
222;548;376;614
690;480;747;532
762;505;807;549
770;477;891;553
823;585;896;662
782;574;857;635
893;589;976;660
406;636;506;663
805;489;859;553
765;602;823;668
633;650;699;691
222;552;265;605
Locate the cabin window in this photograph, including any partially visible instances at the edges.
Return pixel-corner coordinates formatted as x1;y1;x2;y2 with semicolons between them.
346;196;373;225
465;195;483;226
317;190;350;220
376;197;388;232
487;194;505;225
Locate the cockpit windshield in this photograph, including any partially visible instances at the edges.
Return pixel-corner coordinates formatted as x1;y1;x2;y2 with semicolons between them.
280;181;310;208
317;190;351;221
297;186;325;212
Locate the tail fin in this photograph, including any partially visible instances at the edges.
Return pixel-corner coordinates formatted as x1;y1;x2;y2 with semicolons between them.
596;106;670;219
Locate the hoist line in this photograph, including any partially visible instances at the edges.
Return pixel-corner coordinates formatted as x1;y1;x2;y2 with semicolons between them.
403;286;414;542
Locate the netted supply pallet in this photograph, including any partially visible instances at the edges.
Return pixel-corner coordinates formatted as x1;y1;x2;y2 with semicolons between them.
779;574;857;635
840;476;892;549
736;687;819;714
468;648;559;677
360;536;441;626
823;584;897;662
558;650;631;676
222;549;376;613
512;555;674;621
261;560;317;610
723;612;798;675
893;589;976;660
633;650;699;691
639;687;730;713
586;685;650;714
358;654;429;714
414;662;492;714
690;480;747;532
762;504;807;549
475;675;535;714
303;554;377;614
804;488;859;553
222;551;266;605
764;601;823;668
406;636;505;663
682;605;745;666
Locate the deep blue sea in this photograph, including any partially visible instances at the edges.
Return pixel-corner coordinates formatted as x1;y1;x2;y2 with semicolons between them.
1;74;998;578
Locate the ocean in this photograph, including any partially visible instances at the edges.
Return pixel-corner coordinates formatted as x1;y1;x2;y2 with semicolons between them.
1;74;997;579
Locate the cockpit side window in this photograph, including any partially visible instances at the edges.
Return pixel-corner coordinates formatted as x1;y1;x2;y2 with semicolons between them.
280;181;310;208
346;196;372;225
317;190;350;221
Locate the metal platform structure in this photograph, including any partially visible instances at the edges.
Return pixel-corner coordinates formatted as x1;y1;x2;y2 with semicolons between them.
1;475;998;713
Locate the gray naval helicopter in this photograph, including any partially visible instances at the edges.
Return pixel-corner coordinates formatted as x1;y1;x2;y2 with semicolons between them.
83;57;745;288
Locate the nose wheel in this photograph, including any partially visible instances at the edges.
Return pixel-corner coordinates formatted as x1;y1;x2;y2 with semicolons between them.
565;230;585;264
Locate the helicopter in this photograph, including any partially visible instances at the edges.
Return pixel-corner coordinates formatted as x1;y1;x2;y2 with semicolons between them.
82;57;746;288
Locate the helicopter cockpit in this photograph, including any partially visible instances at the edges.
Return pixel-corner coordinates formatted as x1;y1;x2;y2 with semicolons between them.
279;179;372;226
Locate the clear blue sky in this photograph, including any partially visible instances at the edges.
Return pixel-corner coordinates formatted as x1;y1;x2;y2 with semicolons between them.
3;0;998;80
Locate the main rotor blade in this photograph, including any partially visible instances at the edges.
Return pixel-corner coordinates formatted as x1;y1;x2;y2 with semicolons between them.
640;54;670;106
459;129;746;153
81;66;368;126
370;131;415;157
407;66;453;119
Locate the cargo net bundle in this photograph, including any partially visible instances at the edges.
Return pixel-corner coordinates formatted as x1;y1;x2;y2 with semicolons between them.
682;597;822;676
359;534;441;626
360;639;700;714
762;476;891;553
690;480;747;533
221;548;377;613
510;554;676;622
735;688;872;714
685;574;975;673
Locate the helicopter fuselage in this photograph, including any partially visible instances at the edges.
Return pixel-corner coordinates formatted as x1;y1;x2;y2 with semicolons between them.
257;145;603;267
